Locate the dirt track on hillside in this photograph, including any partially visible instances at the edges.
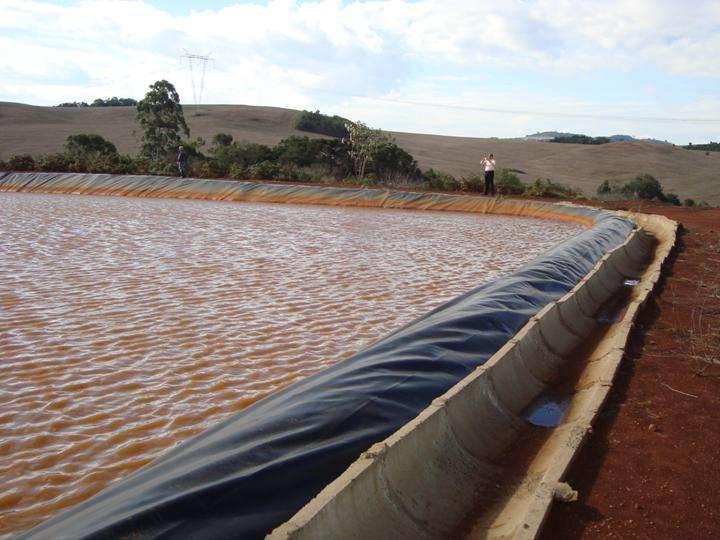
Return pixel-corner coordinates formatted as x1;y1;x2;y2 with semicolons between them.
541;202;720;538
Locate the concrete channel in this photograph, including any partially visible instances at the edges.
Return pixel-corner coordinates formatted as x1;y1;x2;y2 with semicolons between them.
269;214;676;539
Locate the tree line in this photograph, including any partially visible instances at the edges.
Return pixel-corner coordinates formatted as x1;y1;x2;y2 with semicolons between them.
58;97;138;107
684;142;720;152
596;174;705;207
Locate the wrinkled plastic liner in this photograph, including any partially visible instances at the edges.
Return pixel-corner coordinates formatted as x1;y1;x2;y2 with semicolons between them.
2;173;634;539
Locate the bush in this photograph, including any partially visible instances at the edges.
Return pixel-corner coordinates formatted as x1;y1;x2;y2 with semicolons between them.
371;141;420;183
85;152;125;173
228;163;248;180
524;178;581;198
248;160;280;180
274;136;321;167
665;193;681;206
190;160;222;178
424;169;459;191
684;198;696;207
65;133;118;157
37;153;70;172
495;168;525;195
597;179;612;195
220;142;275;168
281;167;314;182
8;154;36;171
210;133;234;153
461;174;485;192
622;173;664;200
151;161;179;176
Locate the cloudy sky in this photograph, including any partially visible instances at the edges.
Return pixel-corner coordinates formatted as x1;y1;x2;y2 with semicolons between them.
2;0;719;143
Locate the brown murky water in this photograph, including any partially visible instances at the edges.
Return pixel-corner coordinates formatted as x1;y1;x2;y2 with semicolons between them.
0;192;584;535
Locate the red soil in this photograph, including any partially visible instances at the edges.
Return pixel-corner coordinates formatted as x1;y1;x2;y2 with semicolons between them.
541;202;720;538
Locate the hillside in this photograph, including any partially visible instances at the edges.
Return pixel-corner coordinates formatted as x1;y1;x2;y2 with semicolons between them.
1;102;718;204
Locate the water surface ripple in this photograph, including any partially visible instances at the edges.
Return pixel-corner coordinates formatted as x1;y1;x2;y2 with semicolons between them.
0;192;583;535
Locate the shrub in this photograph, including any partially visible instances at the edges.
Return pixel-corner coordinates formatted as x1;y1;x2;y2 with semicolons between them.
65;133;118;157
210;133;234;153
228;163;248;180
248;160;280;180
424;169;459;191
525;178;581;198
622;173;664;200
665;192;681;206
190;160;222;179
495;168;526;195
151;161;179;177
223;142;275;167
8;154;36;171
281;167;314;182
274;136;321;167
37;153;70;172
371;141;420;183
596;179;612;195
461;174;485;192
684;198;696;207
84;152;124;173
111;154;138;174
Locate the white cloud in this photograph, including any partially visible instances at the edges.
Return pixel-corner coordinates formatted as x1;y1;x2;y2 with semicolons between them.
0;0;718;142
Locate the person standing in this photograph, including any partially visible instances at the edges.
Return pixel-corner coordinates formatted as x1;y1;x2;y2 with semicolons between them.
482;153;496;195
177;146;188;178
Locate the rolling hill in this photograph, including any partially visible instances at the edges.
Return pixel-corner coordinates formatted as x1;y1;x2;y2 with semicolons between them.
1;102;718;204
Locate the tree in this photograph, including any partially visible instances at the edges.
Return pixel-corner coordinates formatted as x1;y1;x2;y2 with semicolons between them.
345;121;393;179
136;80;189;159
294;110;349;138
65;134;117;157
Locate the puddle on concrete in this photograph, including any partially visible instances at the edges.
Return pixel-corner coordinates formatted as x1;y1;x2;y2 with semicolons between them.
594;284;634;324
523;393;572;427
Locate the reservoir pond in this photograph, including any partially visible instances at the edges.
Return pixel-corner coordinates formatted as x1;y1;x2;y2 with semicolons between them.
0;192;584;535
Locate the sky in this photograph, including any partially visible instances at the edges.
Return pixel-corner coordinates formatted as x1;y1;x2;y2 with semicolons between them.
1;0;719;143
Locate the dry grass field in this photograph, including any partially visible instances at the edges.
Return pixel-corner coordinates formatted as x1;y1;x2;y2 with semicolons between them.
1;101;718;204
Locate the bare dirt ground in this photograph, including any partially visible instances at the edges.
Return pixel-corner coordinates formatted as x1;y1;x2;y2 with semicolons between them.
541;201;720;539
1;102;719;205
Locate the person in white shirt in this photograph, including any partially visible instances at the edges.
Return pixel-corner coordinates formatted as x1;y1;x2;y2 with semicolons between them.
481;153;496;195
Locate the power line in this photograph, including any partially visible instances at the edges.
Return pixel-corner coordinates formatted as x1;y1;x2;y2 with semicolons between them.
181;51;213;109
314;90;720;124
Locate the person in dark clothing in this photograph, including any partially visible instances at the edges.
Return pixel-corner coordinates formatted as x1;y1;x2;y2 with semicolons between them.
177;146;188;178
481;153;496;195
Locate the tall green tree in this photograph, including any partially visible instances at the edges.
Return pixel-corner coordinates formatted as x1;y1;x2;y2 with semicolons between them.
345;121;392;179
136;80;190;159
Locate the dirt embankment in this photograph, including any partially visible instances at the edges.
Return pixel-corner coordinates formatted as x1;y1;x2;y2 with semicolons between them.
541;202;720;538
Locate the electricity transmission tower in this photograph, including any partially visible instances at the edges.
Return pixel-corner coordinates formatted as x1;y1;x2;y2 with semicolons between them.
181;51;213;114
